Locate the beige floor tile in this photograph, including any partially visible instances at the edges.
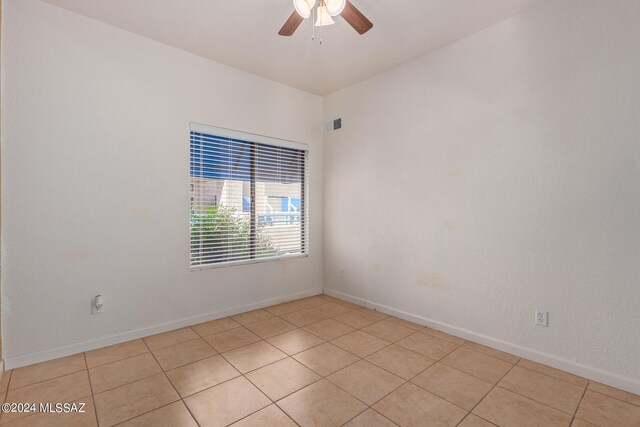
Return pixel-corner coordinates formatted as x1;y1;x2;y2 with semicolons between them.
588;381;640;407
333;300;364;310
231;309;275;325
89;353;161;393
246;357;321;401
191;317;241;337
231;405;297;426
93;374;179;427
3;398;96;427
345;409;398;426
366;344;436;380
463;341;519;363
264;301;305;316
373;382;467;427
279;309;327;327
303;318;356;340
165;355;240;397
314;294;339;303
412;363;492;410
328;360;405;405
184;376;270;427
293;343;360;376
0;371;11;393
575;390;640;427
245;317;297;339
310;302;354;317
517;359;588;387
9;354;86;389
152;338;217;371
441;347;512;384
422;328;466;346
458;414;497;427
499;365;585;414
571;419;598;427
85;340;148;369
334;311;379;329
204;327;261;353
358;308;390;321
362;320;416;343
120;401;197;427
2;372;92;424
295;296;330;309
278;379;367;426
143;328;199;351
386;317;424;331
397;332;458;360
473;387;572;427
26;298;640;427
266;329;325;355
222;341;287;373
4;372;91;405
332;331;390;358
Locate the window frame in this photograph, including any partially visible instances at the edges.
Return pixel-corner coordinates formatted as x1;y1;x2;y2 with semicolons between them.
189;122;309;271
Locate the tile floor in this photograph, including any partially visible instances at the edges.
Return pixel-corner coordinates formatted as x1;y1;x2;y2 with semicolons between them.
1;294;639;426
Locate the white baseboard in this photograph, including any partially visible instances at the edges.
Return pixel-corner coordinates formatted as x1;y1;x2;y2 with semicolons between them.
324;287;640;395
4;288;322;370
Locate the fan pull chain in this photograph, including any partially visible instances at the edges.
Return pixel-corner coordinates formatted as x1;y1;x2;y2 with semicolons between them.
311;6;316;41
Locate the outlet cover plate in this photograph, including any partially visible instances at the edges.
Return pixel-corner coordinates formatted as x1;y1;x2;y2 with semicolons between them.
535;310;548;327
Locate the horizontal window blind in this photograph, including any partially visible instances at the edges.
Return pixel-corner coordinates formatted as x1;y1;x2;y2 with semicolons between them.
190;125;308;269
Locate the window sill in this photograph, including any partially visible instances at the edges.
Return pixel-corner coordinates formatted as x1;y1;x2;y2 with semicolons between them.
190;253;309;271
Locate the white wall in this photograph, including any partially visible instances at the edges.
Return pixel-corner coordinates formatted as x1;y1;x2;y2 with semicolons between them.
323;0;640;390
1;0;323;367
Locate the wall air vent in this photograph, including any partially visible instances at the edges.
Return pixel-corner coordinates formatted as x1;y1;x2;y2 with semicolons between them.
325;117;342;134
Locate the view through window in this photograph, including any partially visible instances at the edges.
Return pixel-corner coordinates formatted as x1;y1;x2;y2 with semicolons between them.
190;125;308;268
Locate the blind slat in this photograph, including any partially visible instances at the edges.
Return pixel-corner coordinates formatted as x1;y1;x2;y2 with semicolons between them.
190;129;308;269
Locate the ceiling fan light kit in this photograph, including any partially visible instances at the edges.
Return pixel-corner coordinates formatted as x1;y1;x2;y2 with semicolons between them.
279;0;372;37
293;0;315;19
325;0;347;17
315;5;335;27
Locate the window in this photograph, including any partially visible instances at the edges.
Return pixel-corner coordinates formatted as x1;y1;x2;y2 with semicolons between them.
190;124;308;269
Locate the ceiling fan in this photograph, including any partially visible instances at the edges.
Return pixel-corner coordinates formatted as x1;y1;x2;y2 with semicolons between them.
278;0;373;37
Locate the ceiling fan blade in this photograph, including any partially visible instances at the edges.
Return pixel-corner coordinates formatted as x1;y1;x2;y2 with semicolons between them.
340;0;373;35
279;11;304;36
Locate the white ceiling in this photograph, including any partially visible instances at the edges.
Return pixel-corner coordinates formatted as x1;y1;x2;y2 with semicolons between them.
40;0;545;95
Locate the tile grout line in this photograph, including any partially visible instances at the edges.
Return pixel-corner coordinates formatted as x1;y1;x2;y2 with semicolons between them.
2;366;87;394
460;364;516;424
115;308;330;423
320;311;474;424
86;347;150;370
168;326;204;427
142;332;202;427
94;306;565;427
489;368;589;418
83;352;101;427
585;388;640;409
9;295;639;426
335;299;598;425
255;303;388;424
453;359;519;427
0;299;387;426
0;371;11;424
515;360;589;389
570;380;590;426
277;306;455;424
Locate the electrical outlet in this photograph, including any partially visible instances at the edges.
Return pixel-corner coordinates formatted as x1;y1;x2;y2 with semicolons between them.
535;309;548;327
338;268;345;279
